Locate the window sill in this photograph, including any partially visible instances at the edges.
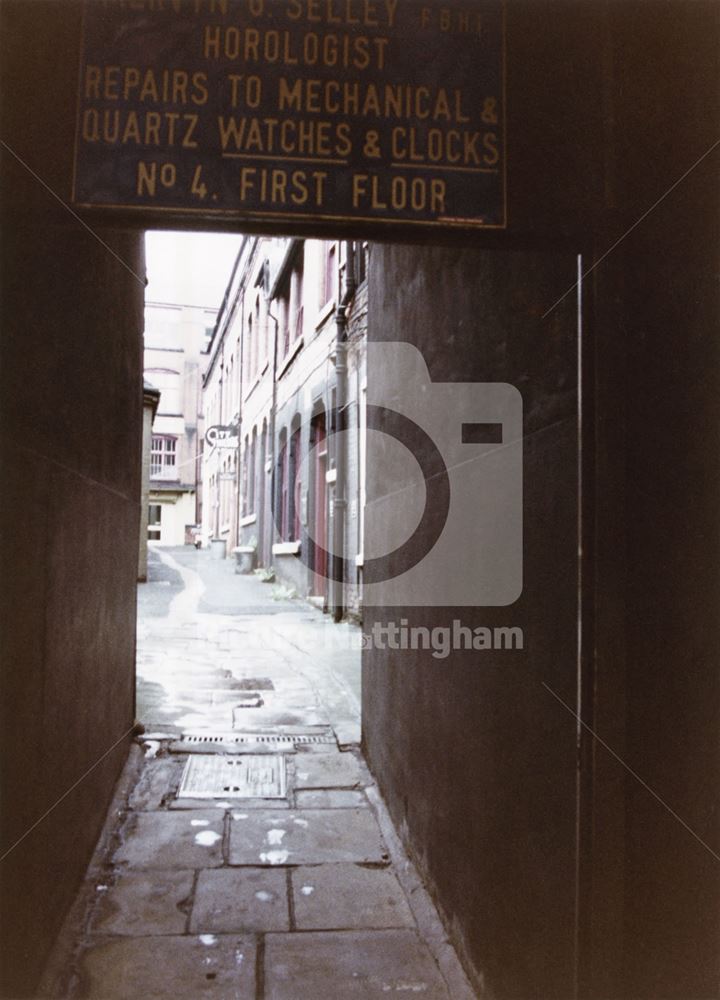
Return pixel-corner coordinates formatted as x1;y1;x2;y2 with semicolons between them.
272;540;301;556
315;299;336;330
240;513;257;527
278;337;304;379
244;375;261;403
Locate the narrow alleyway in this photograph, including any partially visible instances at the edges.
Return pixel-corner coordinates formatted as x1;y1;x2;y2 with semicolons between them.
51;548;475;999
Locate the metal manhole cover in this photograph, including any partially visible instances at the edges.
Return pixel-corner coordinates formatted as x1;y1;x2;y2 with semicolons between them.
177;754;286;799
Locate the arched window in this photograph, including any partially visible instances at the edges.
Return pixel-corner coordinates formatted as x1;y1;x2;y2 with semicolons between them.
275;428;288;540
249;426;257;514
288;420;302;541
274;423;301;541
241;435;249;516
310;409;328;591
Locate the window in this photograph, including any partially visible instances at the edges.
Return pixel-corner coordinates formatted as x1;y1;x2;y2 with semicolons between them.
247;314;253;383
150;436;177;478
354;241;368;285
322;242;336;306
291;250;304;343
276;429;288;539
277;252;304;359
241;436;250;517
248;428;257;514
148;503;161;540
290;427;301;540
277;283;291;358
310;411;327;585
277;425;301;541
254;296;262;373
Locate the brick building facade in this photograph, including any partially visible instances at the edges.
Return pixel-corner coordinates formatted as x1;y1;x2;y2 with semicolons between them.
202;237;367;617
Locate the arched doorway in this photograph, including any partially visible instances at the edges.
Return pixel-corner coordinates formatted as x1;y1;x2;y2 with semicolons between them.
310;408;328;600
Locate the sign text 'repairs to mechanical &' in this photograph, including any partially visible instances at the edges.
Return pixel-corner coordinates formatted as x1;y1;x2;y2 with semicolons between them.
73;0;505;230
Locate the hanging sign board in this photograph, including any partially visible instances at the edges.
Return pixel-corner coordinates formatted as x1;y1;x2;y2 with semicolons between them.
205;423;239;446
73;0;505;231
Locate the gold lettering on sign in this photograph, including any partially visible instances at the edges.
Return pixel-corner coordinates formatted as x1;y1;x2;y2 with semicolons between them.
352;172;446;213
84;65;209;105
75;0;504;228
239;167;328;206
277;78;469;123
203;26;389;71
82;109;200;148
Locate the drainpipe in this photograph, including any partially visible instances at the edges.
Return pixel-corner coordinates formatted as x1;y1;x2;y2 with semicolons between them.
234;292;245;548
214;351;224;540
265;263;280;561
331;241;357;622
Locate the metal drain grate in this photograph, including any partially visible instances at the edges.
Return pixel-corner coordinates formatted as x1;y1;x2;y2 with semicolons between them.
181;729;336;747
177;754;286;799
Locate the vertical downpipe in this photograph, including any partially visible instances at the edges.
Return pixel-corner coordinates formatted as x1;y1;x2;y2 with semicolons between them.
331;242;356;622
234;294;245;549
215;353;224;540
267;266;280;559
332;305;348;622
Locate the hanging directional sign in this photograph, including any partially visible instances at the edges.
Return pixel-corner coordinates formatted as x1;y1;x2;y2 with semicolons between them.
205;423;240;447
72;0;506;231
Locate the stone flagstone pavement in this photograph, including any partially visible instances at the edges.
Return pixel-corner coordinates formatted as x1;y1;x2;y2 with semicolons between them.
46;547;476;999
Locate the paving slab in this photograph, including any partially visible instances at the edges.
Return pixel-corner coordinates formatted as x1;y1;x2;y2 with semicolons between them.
295;789;368;809
90;871;194;936
230;708;330;728
190;867;289;932
291;863;414;930
170;740;296;755
171;689;270;707
113;811;224;869
292;753;365;789
170;797;290;810
263;929;449;999
334;719;362;746
129;758;185;810
229;809;387;865
77;934;255;999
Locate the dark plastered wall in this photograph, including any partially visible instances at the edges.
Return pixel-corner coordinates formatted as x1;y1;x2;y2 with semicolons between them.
0;3;145;995
586;4;720;998
364;243;581;999
363;4;720;1000
360;2;595;994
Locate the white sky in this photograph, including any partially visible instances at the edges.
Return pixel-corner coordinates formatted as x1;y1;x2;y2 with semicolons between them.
144;230;242;310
